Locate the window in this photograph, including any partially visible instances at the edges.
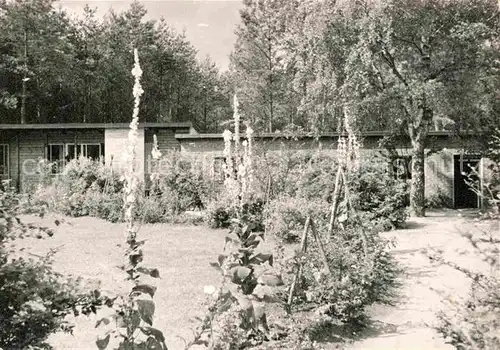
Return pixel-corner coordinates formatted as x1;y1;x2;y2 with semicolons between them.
0;144;8;177
392;156;412;180
48;144;66;174
48;143;102;173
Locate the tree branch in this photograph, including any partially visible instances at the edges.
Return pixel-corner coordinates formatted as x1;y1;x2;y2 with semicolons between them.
393;35;424;56
378;44;409;88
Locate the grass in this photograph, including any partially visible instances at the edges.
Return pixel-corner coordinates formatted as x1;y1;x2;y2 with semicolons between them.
11;210;493;350
13;214;227;350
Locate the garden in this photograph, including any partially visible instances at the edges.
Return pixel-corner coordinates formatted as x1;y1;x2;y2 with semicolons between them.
1;0;499;347
1;53;498;350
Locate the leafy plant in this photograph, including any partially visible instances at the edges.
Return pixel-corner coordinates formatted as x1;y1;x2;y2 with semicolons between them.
348;161;409;230
149;151;217;214
264;196;330;243
290;225;399;325
188;98;283;349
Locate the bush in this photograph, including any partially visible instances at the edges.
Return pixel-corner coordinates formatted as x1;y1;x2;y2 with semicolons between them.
264;196;330;243
206;191;265;231
349;162;409;230
256;153;408;232
0;184;106;349
151;151;219;213
253;150;337;201
137;192;170;224
29;157;124;221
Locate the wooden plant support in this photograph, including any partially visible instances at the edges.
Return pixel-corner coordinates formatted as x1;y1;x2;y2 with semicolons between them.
287;216;331;309
327;166;343;236
327;165;369;257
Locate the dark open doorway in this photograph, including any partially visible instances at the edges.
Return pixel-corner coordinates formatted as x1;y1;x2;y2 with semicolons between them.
454;155;480;209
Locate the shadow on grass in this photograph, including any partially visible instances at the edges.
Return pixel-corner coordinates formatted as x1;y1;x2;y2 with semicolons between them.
401;220;428;230
310;318;401;345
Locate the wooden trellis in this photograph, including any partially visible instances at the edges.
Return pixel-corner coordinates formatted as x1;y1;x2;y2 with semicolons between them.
287;163;368;308
286;216;330;308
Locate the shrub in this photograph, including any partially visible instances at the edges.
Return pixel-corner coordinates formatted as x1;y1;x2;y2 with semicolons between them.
264;196;330;243
206;191;265;231
151;151;219;213
349;162;409;230
258;154;408;232
137;192;170;224
0;184;106;349
253;150;337;201
83;183;124;223
28;157;124;221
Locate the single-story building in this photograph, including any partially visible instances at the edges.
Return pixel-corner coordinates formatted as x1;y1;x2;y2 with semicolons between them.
0;123;493;209
174;130;491;209
0;122;197;191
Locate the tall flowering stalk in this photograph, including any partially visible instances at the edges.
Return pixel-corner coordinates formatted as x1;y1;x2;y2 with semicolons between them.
344;106;361;173
337;106;361;174
123;48;144;270
95;49;167;350
245;125;254;189
150;134;162;189
233;94;241;154
187;96;281;348
222;129;239;202
221;97;256;211
328;106;362;235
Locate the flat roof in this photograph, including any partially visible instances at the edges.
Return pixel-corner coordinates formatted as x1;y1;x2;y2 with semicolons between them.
0;122;196;131
175;130;457;140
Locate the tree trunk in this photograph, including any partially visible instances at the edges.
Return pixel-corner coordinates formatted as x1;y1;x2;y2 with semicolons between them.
20;29;28;124
410;137;426;217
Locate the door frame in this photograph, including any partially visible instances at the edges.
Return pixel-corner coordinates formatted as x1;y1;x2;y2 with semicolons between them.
452;152;482;209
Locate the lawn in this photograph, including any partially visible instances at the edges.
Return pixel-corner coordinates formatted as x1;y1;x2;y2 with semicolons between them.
13;214;228;350
12;210;494;350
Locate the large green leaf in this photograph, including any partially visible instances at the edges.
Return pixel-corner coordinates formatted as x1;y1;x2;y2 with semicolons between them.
137;298;155;326
249;252;273;266
230;266;252;284
140;326;166;343
257;273;284;286
137;266;161;278
252;284;280;303
96;333;110;350
132;284;157;298
130;310;141;331
244;232;263;248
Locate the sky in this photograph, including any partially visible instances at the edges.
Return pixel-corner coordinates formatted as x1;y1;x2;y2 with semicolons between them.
56;0;244;70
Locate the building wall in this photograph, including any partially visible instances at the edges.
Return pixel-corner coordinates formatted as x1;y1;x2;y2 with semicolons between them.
176;135;493;209
0;129;104;191
424;149;455;207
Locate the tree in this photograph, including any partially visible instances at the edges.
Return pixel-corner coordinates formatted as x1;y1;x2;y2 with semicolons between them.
198;56;233;132
71;4;104;123
336;0;500;216
230;0;292;132
0;0;75;123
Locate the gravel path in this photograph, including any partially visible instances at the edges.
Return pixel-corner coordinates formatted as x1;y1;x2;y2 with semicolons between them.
347;210;490;350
